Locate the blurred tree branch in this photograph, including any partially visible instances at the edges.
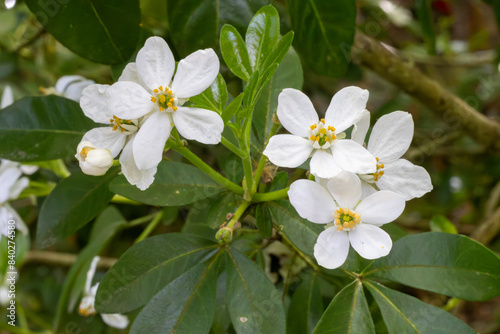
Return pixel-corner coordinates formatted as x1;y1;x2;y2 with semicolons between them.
351;32;500;151
24;251;116;269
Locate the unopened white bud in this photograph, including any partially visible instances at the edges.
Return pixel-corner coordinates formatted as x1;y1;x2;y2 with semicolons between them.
76;141;113;176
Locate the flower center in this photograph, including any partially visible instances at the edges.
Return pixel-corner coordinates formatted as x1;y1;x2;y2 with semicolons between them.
79;146;93;159
326;207;361;231
109;115;138;133
373;157;385;181
309;118;337;149
150;86;178;112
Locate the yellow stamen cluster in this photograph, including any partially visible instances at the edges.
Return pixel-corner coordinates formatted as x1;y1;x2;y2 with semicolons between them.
109;115;135;132
79;146;93;159
373;157;385;181
152;86;178;112
333;208;361;231
78;305;95;317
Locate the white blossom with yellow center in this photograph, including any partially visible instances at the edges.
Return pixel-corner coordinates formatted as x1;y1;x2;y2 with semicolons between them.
352;111;433;200
106;36;224;171
263;87;377;179
288;171;405;269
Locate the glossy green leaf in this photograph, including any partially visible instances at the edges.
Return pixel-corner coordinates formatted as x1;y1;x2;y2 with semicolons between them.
288;0;356;77
262;31;294;73
245;5;280;71
207;192;239;229
109;160;225;206
252;48;303;151
365;281;475;334
222;93;245;124
268;171;289;191
166;0;218;57
53;206;126;331
190;73;228;114
221;24;253;81
313;280;374;334
0;96;96;162
255;204;272;238
267;199;321;257
429;215;457;234
95;233;218;313
219;0;271;34
287;273;324;334
416;0;436;55
226;247;286;334
36;168;119;248
365;232;500;301
25;0;140;64
130;251;221;334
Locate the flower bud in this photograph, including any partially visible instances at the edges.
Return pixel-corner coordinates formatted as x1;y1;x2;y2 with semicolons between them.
215;227;233;245
76;141;113;176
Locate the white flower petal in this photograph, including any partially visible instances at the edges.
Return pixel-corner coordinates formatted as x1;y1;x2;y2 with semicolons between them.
55;75;86;94
120;136;156;191
101;313;130;329
19;165;39;175
331;140;376;174
368;111;413;162
136;37;175;91
288;179;337;224
4;204;28;235
356;191;405;226
325;86;369;133
133;112;172;170
64;80;95;102
4;0;16;9
171;49;220;98
263;134;313;168
0;206;10;237
360;179;377;200
107;81;153;119
326;171;361;209
0;166;21;203
85;257;100;295
349;224;392;259
276;89;319;137
119;62;144;87
82;127;126;158
377;159;433;200
310;150;342;179
8;177;29;200
314;228;350;269
351;109;370;144
1;85;14;109
173;107;223;144
80;84;113;123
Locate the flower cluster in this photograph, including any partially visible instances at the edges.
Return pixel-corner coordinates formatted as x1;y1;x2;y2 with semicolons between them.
76;37;223;190
265;88;432;269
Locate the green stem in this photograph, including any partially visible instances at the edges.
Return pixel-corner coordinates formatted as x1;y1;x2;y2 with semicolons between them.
221;136;246;158
239;120;254;200
111;194;142;205
251;122;281;194
226;201;251;229
134;211;163;244
126;213;158;228
253;187;289;202
174;146;244;196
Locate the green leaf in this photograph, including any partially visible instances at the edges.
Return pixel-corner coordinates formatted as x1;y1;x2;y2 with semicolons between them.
288;0;356;77
269;171;289;191
429;215;457;234
109;160;225;206
255;204;272;238
130;251;221;334
219;0;271;34
222;93;245;124
25;0;141;64
36;168;119;248
166;0;218;57
365;232;500;301
0;96;96;162
226;247;286;334
416;0;436;55
53;206;126;332
252;48;303;152
364;281;475;334
190;73;228;114
207;192;239;229
245;5;280;71
267;199;321;257
313;280;375;334
287;273;324;334
220;24;253;81
262;31;294;72
95;233;218;313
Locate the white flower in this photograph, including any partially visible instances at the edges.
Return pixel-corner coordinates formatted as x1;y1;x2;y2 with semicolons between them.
352;111;433;200
1;85;14;109
0;160;30;240
55;75;95;102
0;270;16;306
4;0;15;9
288;171;405;269
75;141;113;176
106;36;223;171
263;88;377;179
79;257;129;329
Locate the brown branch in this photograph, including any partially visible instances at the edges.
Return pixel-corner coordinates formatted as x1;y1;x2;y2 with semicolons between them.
23;250;117;269
470;207;500;245
351;32;500;151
